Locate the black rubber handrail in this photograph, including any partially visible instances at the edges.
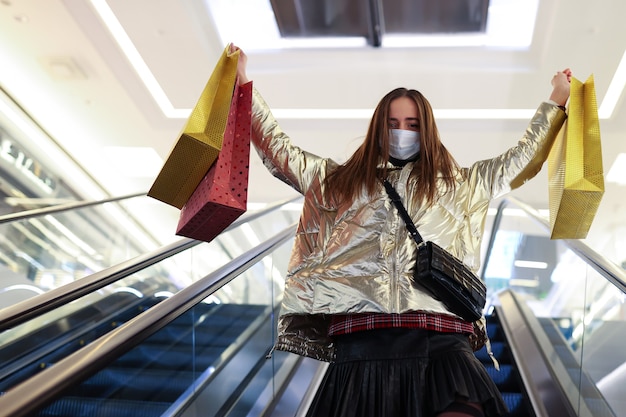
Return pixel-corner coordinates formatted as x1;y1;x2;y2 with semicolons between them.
0;192;146;224
0;223;298;417
0;192;163;248
479;199;507;282
0;196;302;332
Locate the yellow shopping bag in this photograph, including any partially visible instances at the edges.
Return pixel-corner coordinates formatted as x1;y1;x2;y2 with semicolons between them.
148;45;240;208
548;75;604;239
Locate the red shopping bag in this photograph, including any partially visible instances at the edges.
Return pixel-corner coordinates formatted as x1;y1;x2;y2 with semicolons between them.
176;80;252;242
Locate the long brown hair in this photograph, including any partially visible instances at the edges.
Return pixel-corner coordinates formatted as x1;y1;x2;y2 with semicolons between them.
324;87;459;206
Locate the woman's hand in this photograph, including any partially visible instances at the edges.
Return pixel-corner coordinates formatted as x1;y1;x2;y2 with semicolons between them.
549;68;572;106
229;43;249;85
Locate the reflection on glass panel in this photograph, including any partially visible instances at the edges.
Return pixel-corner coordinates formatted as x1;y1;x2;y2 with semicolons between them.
484;231;558;304
0;206;298;416
484;205;626;416
183;239;291;415
0;197;156;308
154;204;299;291
580;266;626;415
0;197;301;312
17;238;290;415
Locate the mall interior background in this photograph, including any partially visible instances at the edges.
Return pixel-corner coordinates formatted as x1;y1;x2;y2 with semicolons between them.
1;1;626;415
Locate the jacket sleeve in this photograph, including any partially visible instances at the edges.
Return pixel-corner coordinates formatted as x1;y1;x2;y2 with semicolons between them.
469;102;567;199
250;87;329;195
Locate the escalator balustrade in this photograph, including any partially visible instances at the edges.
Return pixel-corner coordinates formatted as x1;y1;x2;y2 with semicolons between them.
38;302;266;416
0;290;267;417
0;291;159;393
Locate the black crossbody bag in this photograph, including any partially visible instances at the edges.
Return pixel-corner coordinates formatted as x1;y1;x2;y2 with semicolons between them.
383;179;486;322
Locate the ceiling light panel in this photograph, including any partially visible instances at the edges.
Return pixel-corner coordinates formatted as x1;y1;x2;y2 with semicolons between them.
207;0;537;49
606;153;626;185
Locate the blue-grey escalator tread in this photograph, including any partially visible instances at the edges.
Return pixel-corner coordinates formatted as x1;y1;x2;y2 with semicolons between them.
0;294;161;393
36;396;171;417
484;364;517;391
477;314;535;417
499;392;524;416
63;367;198;402
144;304;266;346
474;341;507;363
111;344;225;371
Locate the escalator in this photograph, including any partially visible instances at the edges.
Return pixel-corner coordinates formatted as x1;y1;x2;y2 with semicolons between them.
476;198;626;417
0;196;305;416
1;197;626;416
0;285;300;417
35;300;270;416
492;288;622;417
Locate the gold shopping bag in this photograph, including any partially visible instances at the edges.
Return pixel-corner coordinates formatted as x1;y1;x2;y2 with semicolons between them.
148;45;240;208
548;74;604;239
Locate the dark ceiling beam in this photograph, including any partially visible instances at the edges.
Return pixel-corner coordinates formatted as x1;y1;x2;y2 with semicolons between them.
366;0;383;47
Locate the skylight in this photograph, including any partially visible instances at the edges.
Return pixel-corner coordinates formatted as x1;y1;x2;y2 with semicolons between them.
90;0;625;122
205;0;539;50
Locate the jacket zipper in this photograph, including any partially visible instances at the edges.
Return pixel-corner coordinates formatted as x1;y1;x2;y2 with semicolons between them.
389;180;403;311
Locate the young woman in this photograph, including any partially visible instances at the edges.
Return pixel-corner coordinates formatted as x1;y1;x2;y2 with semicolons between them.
231;44;571;417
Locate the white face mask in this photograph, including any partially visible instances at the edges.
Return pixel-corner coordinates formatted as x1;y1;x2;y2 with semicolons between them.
388;129;420;160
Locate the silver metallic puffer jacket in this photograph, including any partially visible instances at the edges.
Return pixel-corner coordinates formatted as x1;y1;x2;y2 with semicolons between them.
250;88;566;362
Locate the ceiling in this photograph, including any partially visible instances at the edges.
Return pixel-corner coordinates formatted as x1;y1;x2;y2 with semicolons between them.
0;0;625;249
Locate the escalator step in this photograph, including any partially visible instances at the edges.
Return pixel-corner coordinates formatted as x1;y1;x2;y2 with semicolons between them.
486;322;503;341
180;313;264;347
6;303;269;416
500;392;524;416
142;325;195;345
474;341;508;364
37;396;170;417
484;364;518;392
68;368;193;402
0;298;159;392
143;322;253;346
112;344;224;371
214;303;266;317
483;315;533;417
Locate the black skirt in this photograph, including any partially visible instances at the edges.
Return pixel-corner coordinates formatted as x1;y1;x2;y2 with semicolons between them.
306;328;508;417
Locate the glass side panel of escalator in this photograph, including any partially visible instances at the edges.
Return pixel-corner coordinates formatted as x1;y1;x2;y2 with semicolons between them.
0;195;152;306
0;193;302;310
483;205;626;417
19;234;293;417
0;206;298;413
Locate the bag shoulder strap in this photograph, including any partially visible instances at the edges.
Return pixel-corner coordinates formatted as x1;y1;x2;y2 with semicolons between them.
382;179;424;245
